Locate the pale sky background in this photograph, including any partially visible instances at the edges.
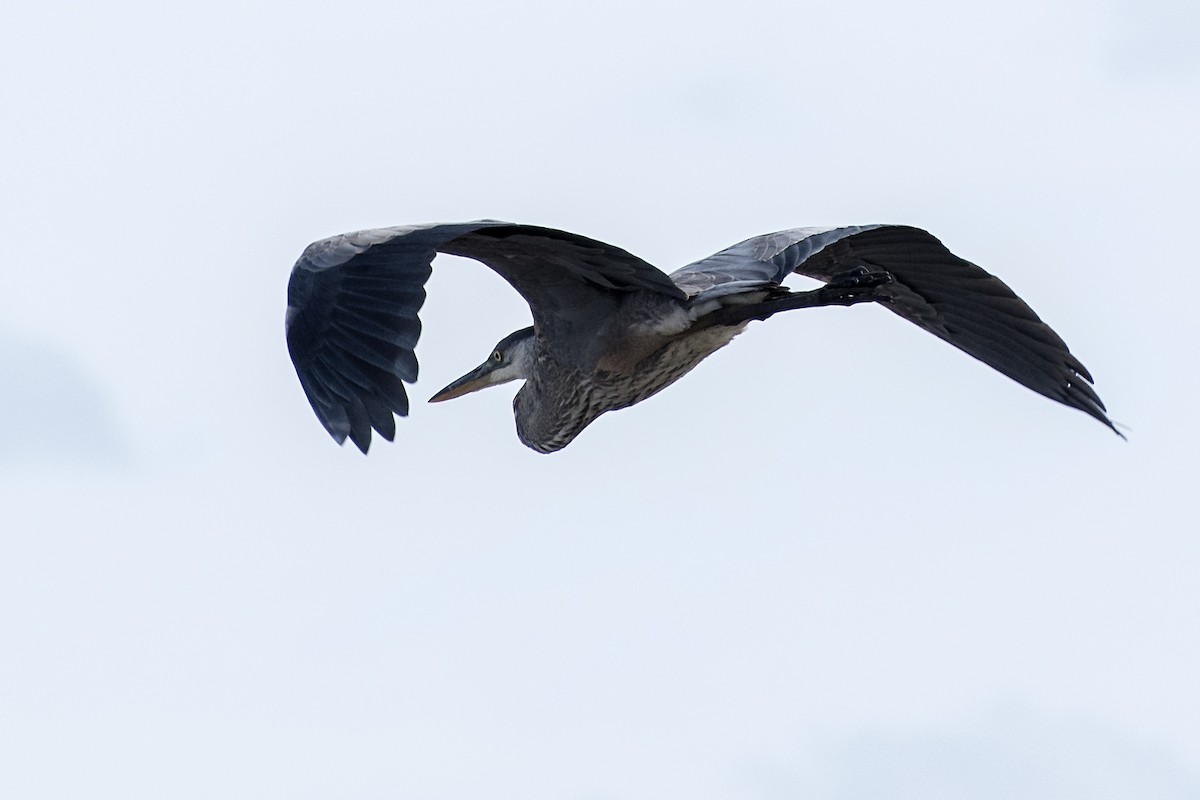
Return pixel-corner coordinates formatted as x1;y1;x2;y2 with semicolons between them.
2;1;1198;798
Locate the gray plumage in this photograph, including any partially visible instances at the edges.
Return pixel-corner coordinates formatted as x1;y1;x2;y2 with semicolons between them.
285;220;1118;453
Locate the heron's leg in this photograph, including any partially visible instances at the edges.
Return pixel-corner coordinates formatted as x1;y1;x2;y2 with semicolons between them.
693;268;893;330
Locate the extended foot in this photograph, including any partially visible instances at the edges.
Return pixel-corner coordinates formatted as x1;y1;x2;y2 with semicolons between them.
827;265;894;290
819;266;894;306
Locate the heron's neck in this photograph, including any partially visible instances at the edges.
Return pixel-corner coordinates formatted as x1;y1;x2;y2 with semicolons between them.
508;332;536;380
512;350;597;454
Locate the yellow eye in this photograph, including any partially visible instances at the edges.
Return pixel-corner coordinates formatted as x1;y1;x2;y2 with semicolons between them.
492;350;503;362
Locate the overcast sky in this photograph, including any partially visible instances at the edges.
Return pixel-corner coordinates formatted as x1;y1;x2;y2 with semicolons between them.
2;1;1197;798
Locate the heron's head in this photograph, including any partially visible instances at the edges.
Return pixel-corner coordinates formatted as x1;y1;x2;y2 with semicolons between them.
429;327;535;403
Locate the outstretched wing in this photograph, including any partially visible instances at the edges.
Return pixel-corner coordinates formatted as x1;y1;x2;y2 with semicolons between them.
285;221;681;452
672;225;1117;433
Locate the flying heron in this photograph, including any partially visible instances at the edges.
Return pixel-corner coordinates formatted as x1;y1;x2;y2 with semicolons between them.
286;221;1117;453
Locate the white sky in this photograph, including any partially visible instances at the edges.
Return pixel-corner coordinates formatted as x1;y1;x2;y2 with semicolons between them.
1;1;1197;798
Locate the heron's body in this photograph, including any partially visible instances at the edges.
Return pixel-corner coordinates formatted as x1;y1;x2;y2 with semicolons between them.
285;221;1118;453
516;317;748;452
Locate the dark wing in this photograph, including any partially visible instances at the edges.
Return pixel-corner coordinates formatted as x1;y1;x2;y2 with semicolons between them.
441;225;684;330
672;225;1118;433
285;221;682;452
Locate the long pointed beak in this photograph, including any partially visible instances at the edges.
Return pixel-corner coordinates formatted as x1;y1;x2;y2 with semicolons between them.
428;361;498;403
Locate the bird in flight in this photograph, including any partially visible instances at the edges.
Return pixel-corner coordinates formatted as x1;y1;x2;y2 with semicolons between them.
286;221;1117;453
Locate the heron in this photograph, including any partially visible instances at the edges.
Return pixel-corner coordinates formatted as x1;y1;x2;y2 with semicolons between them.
286;221;1118;453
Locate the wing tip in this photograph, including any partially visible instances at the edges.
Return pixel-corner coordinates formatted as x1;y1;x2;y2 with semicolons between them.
348;427;372;454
